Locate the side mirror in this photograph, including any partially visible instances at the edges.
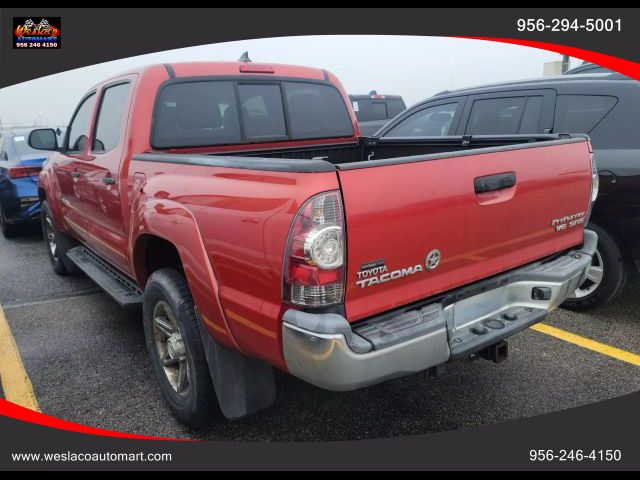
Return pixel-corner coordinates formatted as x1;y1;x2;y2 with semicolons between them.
29;128;59;151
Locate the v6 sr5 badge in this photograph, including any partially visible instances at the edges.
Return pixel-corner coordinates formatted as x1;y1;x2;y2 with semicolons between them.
552;212;586;232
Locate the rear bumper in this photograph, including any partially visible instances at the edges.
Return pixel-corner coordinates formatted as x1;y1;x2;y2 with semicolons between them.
282;230;597;391
2;199;41;224
0;176;40;224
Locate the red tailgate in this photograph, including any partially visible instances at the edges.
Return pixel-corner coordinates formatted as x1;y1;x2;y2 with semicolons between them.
337;140;592;322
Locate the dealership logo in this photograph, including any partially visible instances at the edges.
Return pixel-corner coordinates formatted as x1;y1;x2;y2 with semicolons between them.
13;17;61;49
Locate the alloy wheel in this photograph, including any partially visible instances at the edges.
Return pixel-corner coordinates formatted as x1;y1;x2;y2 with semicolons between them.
152;300;190;397
569;249;604;299
44;215;57;258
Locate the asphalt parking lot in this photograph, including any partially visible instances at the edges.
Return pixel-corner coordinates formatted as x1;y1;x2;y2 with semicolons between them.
1;228;639;441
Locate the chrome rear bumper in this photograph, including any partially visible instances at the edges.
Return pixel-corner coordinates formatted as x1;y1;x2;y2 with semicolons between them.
282;230;597;391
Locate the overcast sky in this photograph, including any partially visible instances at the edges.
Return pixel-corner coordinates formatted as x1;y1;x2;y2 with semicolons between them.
0;35;577;128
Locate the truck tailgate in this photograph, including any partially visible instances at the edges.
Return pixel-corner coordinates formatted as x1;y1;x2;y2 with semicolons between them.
337;139;592;322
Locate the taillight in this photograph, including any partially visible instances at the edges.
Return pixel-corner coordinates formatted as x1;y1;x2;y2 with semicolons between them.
8;166;41;179
585;152;599;226
283;191;345;307
590;153;599;203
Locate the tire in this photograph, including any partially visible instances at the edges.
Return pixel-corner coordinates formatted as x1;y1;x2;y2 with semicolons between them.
41;200;80;275
143;268;218;428
561;224;627;311
0;205;20;238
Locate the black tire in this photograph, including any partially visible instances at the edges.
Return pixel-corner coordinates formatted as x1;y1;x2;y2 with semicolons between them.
41;200;80;275
143;268;218;428
561;224;627;311
0;205;20;238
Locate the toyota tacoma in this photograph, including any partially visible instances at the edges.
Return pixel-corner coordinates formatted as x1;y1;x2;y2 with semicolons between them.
32;60;598;427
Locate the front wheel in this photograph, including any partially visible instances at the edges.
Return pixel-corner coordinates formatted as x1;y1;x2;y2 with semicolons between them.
562;224;627;311
143;268;218;428
41;201;79;275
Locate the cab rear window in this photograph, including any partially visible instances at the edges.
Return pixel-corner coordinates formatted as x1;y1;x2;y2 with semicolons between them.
152;80;353;149
353;98;406;122
284;82;354;140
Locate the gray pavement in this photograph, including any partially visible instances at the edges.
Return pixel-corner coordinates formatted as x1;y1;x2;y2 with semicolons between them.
1;229;639;441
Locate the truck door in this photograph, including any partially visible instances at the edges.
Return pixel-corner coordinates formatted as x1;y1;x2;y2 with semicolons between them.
55;92;97;242
79;79;134;273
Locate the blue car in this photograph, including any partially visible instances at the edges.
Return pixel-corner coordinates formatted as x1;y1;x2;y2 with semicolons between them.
0;128;62;238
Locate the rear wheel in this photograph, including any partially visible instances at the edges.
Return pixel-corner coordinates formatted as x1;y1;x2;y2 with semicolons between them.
0;205;20;238
41;201;79;275
143;268;218;428
562;224;627;311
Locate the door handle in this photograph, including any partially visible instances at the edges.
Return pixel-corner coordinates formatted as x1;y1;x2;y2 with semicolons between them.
474;172;516;194
102;177;116;185
71;170;81;179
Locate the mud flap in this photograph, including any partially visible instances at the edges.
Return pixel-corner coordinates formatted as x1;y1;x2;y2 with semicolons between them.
195;310;276;420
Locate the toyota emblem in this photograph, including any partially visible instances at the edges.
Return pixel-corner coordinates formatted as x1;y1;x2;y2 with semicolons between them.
425;249;441;270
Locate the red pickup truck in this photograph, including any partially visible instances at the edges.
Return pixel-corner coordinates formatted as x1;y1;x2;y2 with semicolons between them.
30;61;598;427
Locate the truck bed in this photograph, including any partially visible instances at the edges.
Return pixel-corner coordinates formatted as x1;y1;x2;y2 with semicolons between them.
135;134;592;321
138;134;581;170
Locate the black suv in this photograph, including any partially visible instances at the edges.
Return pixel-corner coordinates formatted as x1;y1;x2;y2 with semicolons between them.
375;71;640;310
349;92;406;136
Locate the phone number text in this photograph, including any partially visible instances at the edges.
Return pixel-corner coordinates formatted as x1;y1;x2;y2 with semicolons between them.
530;449;622;462
517;18;621;32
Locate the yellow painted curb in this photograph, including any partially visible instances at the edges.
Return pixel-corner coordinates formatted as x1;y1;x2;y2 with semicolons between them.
0;303;40;411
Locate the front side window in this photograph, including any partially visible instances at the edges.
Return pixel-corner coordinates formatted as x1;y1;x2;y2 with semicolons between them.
384;103;459;137
66;93;96;152
466;97;527;135
93;83;131;152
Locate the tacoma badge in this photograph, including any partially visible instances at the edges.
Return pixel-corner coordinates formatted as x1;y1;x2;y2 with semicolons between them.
356;263;424;288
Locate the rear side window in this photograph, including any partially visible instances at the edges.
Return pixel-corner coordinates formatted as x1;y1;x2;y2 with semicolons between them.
238;84;287;140
384;103;459;137
93;83;130;152
152;81;241;148
67;93;96;152
554;95;617;134
466;97;527;135
283;82;354;140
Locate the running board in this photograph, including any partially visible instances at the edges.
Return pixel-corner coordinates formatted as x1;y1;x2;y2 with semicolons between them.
66;246;143;309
